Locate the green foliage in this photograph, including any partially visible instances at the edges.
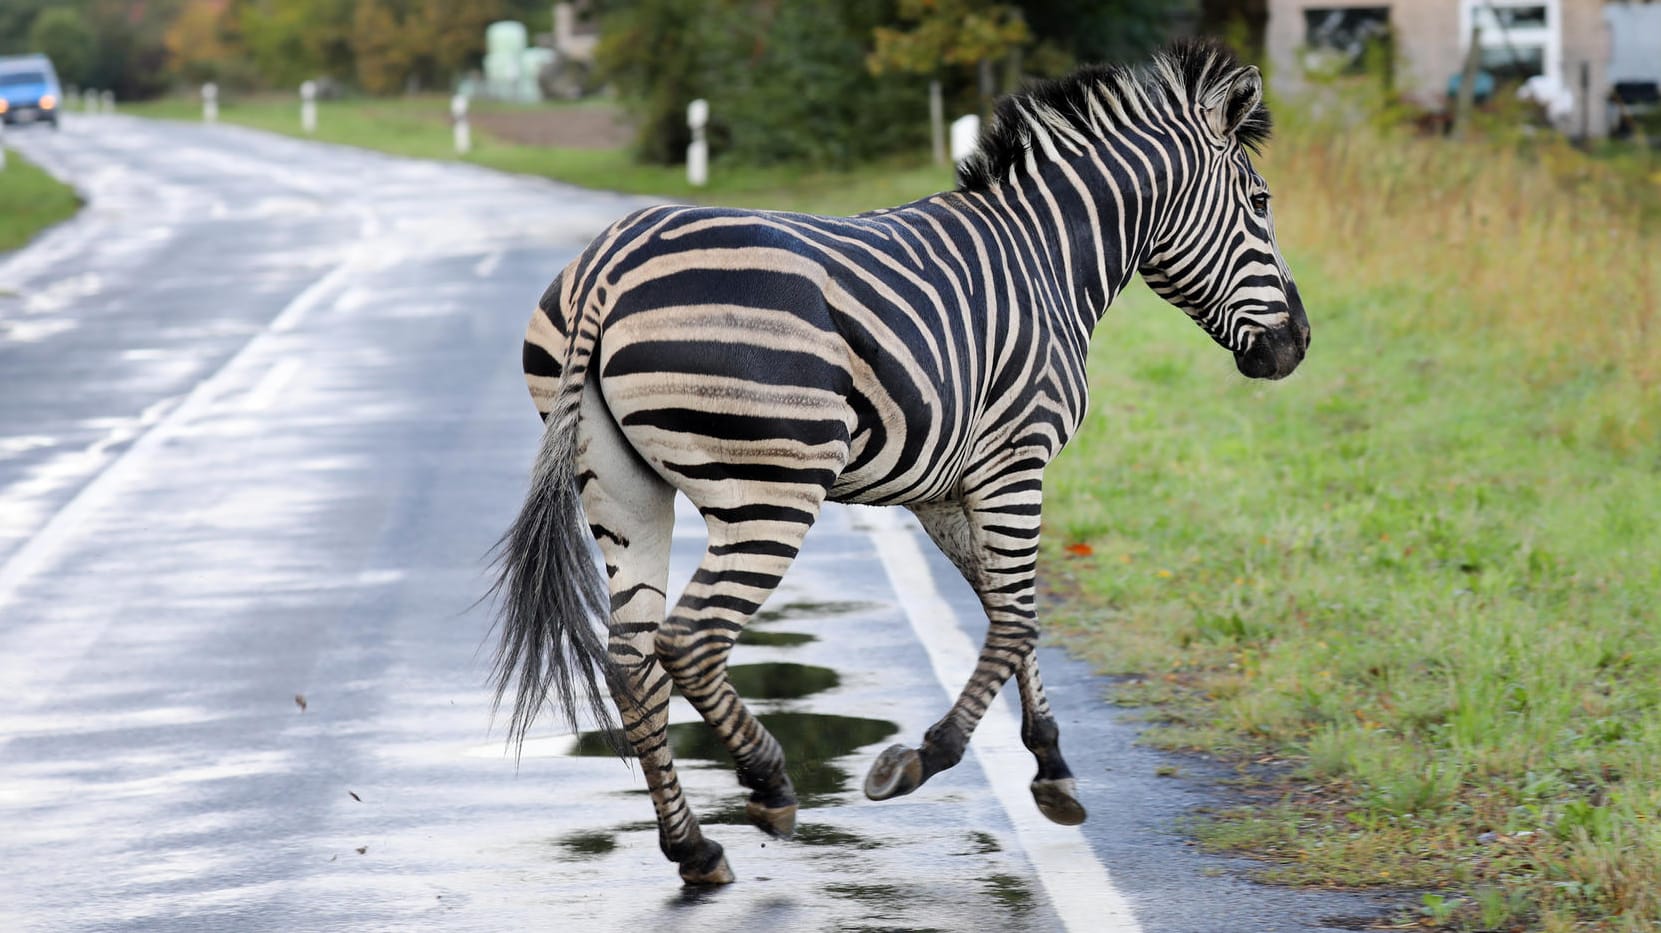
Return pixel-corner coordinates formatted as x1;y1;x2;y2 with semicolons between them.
593;0;739;164
27;7;96;87
867;0;1029;76
79;0;176;99
724;1;930;166
1021;0;1182;67
599;0;930;168
234;0;356;88
351;0;408;94
0;0;57;57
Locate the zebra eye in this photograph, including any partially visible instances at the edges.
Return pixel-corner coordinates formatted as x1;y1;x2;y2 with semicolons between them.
1249;193;1270;217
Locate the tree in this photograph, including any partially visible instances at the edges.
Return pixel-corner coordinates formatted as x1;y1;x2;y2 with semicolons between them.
233;0;355;87
165;0;241;85
724;0;929;166
27;7;97;87
404;0;507;91
1;0;57;57
867;0;1029;77
351;0;410;94
594;0;747;164
1021;0;1183;68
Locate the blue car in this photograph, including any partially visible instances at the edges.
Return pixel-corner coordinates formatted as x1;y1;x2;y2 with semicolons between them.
0;54;62;129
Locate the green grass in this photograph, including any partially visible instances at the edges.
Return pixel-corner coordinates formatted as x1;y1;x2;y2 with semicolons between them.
120;94;955;215
0;149;80;251
1043;118;1661;930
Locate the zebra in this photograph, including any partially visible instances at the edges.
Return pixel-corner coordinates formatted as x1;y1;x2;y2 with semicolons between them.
492;38;1309;886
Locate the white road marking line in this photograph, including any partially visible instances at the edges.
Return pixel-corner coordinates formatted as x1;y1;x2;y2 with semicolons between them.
270;261;357;334
0;260;357;725
473;250;504;278
859;505;1143;933
244;359;303;412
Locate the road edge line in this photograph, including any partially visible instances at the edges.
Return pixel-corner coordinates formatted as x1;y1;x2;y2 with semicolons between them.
859;505;1143;933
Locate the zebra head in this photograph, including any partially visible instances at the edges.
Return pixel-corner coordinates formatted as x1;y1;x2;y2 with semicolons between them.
1139;58;1309;381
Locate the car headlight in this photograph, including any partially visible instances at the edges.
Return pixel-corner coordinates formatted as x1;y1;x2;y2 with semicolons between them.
40;94;56;110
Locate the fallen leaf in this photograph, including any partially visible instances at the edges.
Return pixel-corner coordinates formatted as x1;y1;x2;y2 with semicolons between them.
1064;543;1093;556
349;791;362;802
294;694;307;712
356;846;368;855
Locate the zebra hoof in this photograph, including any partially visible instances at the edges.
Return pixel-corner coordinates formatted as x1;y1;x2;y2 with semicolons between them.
863;744;923;801
746;797;797;839
1031;777;1088;826
677;839;735;885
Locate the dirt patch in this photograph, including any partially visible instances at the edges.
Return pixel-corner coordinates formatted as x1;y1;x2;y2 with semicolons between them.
469;107;634;150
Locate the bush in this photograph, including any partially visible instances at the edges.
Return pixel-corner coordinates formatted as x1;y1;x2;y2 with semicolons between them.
597;0;928;168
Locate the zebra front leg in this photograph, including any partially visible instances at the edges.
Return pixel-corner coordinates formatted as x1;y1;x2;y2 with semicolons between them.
863;496;1029;799
865;490;1085;823
1016;652;1087;825
578;388;732;884
654;502;824;841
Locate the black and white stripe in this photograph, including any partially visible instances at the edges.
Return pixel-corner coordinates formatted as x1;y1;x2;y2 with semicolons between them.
492;37;1310;885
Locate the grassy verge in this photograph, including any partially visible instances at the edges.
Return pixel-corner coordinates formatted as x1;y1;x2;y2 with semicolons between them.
1044;116;1660;930
0;149;81;252
119;94;954;215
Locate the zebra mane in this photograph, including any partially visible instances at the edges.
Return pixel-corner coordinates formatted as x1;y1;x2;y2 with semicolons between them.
956;37;1273;192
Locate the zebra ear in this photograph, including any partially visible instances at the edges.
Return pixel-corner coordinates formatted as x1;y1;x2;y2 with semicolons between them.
1200;65;1263;141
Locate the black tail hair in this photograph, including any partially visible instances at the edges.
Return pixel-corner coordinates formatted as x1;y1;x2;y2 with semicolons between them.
488;284;627;758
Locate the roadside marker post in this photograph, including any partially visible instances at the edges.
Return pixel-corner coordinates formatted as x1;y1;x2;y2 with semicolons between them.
202;83;218;123
451;94;471;155
82;88;96;113
950;114;981;166
0;121;7;172
687;98;708;188
300;81;317;134
101;90;114;114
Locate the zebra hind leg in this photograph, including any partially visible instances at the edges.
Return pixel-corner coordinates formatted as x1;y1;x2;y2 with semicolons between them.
576;387;734;884
654;497;828;843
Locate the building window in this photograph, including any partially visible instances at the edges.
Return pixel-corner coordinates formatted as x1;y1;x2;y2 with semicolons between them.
1302;7;1391;74
1461;0;1559;84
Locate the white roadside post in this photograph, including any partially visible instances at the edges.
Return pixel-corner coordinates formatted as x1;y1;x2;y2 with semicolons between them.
82;88;96;113
950;113;981;166
101;90;114;114
451;93;471;155
202;82;218;123
0;120;8;172
300;80;317;134
686;98;709;188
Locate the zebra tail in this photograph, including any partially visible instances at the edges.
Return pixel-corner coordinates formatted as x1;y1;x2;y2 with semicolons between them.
488;282;628;759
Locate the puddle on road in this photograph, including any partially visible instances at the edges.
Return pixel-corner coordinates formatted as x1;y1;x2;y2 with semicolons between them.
738;629;815;647
570;653;894;808
573;709;896;806
751;600;877;625
725;662;837;700
554;830;619;861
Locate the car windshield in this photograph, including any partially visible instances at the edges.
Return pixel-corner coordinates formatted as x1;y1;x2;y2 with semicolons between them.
0;71;48;87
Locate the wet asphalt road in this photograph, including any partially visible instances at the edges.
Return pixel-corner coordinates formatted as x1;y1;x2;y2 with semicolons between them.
0;115;1397;931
